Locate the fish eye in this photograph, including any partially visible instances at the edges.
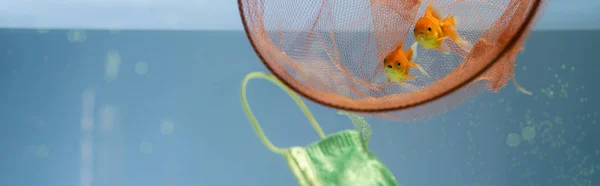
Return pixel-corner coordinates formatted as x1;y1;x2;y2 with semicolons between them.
427;27;431;31
396;62;401;67
387;65;392;68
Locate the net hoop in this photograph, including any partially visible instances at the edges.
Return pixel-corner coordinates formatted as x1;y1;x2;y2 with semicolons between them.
238;0;544;113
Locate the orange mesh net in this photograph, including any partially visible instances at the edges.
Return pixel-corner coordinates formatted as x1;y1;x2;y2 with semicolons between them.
238;0;546;121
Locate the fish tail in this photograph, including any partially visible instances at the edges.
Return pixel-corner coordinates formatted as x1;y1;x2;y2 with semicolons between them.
441;15;457;40
442;15;456;27
442;15;473;51
441;15;460;41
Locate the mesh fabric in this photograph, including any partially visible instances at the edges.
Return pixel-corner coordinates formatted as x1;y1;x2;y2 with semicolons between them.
239;0;546;121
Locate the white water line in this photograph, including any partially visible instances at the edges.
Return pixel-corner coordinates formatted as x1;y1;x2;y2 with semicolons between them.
80;89;95;186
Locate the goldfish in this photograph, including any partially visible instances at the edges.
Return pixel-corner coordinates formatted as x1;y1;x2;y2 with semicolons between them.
413;4;473;54
383;42;429;84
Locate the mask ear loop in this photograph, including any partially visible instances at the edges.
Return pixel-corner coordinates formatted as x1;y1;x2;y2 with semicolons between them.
241;72;326;155
337;111;372;146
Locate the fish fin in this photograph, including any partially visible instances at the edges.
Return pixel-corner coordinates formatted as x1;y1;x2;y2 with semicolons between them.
457;38;473;52
387;77;391;82
395;42;405;51
438;42;451;55
409;42;419;61
411;62;430;77
426;4;442;20
406;45;414;61
435;36;449;42
407;61;418;68
406;75;416;80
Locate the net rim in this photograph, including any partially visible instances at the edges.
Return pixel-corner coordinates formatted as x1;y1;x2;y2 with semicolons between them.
238;0;543;113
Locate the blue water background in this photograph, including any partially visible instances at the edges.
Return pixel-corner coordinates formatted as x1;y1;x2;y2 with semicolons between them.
0;29;598;186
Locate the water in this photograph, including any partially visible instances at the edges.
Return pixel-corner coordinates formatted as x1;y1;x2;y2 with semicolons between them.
0;29;598;186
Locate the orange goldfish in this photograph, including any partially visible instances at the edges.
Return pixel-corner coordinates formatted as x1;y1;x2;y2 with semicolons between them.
383;42;428;83
413;4;473;54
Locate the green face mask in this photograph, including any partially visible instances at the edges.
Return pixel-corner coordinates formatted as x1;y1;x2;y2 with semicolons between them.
241;72;399;186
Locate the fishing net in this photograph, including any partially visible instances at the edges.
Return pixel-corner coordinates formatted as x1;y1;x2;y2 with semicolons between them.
238;0;546;121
